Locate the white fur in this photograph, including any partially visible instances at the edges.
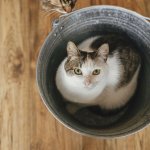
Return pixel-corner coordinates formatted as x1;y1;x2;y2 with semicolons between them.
55;37;140;110
97;65;140;109
78;36;100;52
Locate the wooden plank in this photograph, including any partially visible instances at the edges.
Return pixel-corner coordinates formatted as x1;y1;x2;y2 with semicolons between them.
0;0;31;149
0;0;150;150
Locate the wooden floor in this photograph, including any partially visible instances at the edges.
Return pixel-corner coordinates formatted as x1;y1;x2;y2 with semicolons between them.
1;0;150;150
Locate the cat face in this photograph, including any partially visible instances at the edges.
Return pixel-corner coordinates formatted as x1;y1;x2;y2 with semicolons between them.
64;41;109;89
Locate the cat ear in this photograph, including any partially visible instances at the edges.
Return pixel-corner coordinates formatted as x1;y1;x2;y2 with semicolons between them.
67;41;79;57
97;43;109;61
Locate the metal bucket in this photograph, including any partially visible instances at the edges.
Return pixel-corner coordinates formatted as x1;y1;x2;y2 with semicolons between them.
36;5;150;138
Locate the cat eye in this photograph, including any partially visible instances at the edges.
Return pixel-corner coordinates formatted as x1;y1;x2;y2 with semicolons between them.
74;68;82;75
92;69;101;75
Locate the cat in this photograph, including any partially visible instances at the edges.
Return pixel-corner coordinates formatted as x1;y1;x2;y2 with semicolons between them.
55;35;141;112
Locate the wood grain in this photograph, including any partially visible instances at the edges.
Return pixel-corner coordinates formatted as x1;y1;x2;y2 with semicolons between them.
0;0;150;150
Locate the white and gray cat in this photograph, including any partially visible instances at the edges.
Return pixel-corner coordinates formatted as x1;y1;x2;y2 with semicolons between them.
56;35;141;112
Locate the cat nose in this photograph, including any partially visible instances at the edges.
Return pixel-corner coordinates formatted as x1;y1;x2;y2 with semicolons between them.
84;81;91;86
84;78;91;87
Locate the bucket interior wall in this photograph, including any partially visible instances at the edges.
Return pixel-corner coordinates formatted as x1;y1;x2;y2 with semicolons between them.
45;23;150;136
36;6;150;137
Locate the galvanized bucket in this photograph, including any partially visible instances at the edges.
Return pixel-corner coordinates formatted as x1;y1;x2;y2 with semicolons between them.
37;5;150;138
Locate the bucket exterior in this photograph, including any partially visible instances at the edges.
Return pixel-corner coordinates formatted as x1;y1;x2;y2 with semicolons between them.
37;6;150;138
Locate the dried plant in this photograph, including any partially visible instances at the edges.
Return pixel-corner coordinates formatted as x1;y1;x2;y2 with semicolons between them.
40;0;66;14
40;0;76;14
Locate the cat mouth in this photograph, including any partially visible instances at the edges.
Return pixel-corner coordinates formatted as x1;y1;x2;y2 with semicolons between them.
84;84;96;89
84;86;92;89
